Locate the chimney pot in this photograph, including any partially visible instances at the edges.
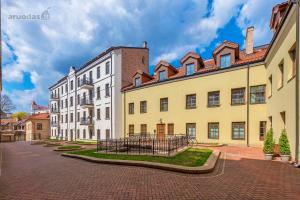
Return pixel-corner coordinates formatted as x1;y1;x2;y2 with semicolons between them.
143;41;148;48
245;26;254;54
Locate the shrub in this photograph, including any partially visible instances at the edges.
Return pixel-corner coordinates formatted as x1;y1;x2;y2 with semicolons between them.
263;128;275;154
279;129;291;155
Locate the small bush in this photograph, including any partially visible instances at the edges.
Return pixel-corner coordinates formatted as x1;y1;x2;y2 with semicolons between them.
279;129;291;155
263;128;275;154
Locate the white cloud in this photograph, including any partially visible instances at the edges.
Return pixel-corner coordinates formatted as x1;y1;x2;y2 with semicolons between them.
2;0;283;112
237;0;285;46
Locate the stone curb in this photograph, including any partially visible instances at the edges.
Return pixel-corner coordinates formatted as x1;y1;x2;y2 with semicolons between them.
61;150;220;174
54;147;85;152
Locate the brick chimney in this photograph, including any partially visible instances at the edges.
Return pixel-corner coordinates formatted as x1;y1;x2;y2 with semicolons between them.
245;26;254;54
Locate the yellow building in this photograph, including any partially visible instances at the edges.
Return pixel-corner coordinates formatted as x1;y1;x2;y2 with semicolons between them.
25;113;50;141
122;1;300;161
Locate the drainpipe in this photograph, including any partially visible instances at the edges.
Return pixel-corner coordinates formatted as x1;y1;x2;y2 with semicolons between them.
110;54;113;139
247;63;250;147
295;0;299;163
74;74;77;142
123;92;126;138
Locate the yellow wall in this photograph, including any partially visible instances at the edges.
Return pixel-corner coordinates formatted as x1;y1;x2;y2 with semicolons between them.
265;4;298;160
25;119;50;141
123;64;267;147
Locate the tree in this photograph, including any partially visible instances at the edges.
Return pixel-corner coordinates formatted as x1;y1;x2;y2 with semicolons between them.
12;112;27;120
0;94;16;116
279;129;291;155
263;128;275;154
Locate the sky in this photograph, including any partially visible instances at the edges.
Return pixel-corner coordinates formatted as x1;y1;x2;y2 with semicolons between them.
2;0;284;112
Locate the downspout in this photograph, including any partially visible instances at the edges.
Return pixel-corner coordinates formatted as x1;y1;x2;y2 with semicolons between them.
247;63;250;147
123;91;126;138
74;74;77;142
295;0;299;163
110;54;113;139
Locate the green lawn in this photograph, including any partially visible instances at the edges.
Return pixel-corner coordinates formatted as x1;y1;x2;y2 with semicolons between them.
69;141;96;145
58;145;82;149
69;148;212;167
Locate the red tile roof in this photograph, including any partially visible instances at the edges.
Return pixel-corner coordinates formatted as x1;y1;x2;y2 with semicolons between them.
26;113;49;121
122;43;269;91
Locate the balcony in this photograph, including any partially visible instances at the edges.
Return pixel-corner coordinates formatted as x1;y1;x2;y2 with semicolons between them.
80;117;94;126
51;122;59;127
80;78;93;89
80;98;94;108
51;108;60;113
50;94;59;101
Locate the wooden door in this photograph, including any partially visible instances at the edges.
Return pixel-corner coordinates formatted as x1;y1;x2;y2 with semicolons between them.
156;124;165;140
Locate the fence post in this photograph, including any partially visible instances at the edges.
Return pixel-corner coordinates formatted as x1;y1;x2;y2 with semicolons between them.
139;138;141;154
168;139;170;156
106;138;108;153
116;140;118;154
152;139;155;155
127;138;129;154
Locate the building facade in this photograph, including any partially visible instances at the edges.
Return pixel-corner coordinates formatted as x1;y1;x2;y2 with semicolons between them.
122;1;300;161
49;45;149;141
25;113;50;141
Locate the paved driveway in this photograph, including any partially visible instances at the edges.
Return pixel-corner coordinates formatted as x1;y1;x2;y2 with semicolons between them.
0;142;300;200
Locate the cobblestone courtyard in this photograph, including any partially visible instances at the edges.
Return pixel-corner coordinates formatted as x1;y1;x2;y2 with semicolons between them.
0;142;300;200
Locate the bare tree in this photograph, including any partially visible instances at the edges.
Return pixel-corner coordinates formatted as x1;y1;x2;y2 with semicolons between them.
0;94;16;115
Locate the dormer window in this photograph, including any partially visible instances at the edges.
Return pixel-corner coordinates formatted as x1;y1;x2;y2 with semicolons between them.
159;70;166;81
220;54;231;68
186;63;195;75
135;77;141;87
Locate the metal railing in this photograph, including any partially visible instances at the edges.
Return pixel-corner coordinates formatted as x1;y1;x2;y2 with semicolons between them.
80;78;93;87
80;117;94;125
80;98;94;106
50;94;59;99
51;108;59;113
97;135;188;156
51;121;59;127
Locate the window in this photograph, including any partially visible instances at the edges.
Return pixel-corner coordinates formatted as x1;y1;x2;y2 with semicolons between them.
232;122;245;140
129;103;134;114
167;123;174;135
105;61;110;75
65;99;68;108
89;129;93;139
135;77;141;87
77;77;80;87
231;88;245;105
77;112;80;122
278;61;284;89
129;125;134;136
97;67;100;79
186;94;196;109
65;114;68;123
83;129;86;139
77;94;80;104
259;121;266;141
220;54;231;68
70;97;73;107
77;129;80;138
37;123;43;130
96;87;100;99
61;86;63;94
89;71;93;82
97;108;101;120
61;100;63;109
208;123;219;139
106;129;110;139
186;63;195;75
268;75;273;97
289;47;296;77
105;107;110;119
141;124;147;136
70;113;73;122
160;98;168;112
65;84;68;93
280;111;286;127
61;115;63;123
140;101;147;113
70;80;74;90
250;85;266;104
159;70;166;81
208;91;220;107
97;129;100;140
105;83;110;97
186;123;196;139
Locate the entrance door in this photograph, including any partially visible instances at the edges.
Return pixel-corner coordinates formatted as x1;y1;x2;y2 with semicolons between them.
156;124;165;140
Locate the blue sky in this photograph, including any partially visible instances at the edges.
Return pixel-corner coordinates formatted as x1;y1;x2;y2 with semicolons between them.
2;0;284;112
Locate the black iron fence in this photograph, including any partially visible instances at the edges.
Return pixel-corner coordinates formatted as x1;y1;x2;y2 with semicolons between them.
96;135;188;156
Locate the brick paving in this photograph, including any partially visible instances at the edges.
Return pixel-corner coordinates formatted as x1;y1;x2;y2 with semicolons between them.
0;142;300;200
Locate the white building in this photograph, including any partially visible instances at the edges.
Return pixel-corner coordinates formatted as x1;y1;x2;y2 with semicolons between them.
49;44;149;141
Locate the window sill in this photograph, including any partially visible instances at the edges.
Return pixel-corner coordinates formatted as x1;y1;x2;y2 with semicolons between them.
207;104;220;108
208;138;219;140
250;102;266;105
105;118;110;120
160;110;168;112
232;138;245;140
186;107;197;110
277;85;283;91
231;103;245;106
287;75;296;83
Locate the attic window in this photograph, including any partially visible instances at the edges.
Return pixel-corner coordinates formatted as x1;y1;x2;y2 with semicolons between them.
186;63;195;75
220;54;231;68
135;77;141;87
159;70;166;81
